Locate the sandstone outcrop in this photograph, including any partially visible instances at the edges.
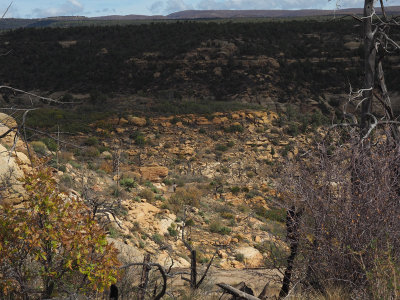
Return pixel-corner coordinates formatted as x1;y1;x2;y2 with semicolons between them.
0;144;26;205
235;247;264;268
140;165;168;182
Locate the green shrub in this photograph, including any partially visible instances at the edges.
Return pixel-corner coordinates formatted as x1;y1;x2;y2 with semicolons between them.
57;165;67;172
31;141;48;156
135;135;146;145
280;144;292;158
60;174;73;188
152;233;163;245
286;123;299;136
215;144;228;152
255;240;288;259
227;141;235;148
265;207;287;223
310;110;328;128
198;256;209;264
155;195;165;201
185;219;195;227
254;205;268;218
225;124;244;133
69;160;81;169
130;131;146;146
151;186;160;194
62;93;74;102
83;146;100;158
110;184;122;198
235;253;245;262
84;136;99;146
209;221;232;235
170;116;180;124
120;178;136;191
139;188;154;203
167;224;178;237
260;221;286;238
221;167;229;174
245;188;261;199
246;171;255;178
144;181;154;188
162;178;172;186
89;90;107;105
220;212;235;220
41;137;58;151
108;226;121;239
230;186;241;195
167;187;202;213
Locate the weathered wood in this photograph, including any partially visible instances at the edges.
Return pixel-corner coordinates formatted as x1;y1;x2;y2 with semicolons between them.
279;206;302;298
190;249;197;289
217;283;261;300
138;254;151;300
121;262;167;300
195;251;217;289
376;59;400;142
361;0;376;135
258;282;270;300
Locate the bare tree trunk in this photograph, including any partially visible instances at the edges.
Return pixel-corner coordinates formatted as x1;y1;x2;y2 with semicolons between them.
361;0;376;135
138;254;151;300
279;206;302;298
190;250;197;289
376;58;400;142
217;283;261;300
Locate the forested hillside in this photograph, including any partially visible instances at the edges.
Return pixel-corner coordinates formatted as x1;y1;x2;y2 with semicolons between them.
3;19;396;108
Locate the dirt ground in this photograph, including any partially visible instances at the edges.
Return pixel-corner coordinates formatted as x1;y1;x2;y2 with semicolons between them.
167;267;282;299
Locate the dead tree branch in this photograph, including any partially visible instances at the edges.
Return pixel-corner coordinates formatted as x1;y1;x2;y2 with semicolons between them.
217;283;261;300
120;262;167;300
181;207;216;290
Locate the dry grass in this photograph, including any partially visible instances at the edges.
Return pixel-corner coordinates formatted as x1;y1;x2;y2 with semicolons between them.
287;287;351;300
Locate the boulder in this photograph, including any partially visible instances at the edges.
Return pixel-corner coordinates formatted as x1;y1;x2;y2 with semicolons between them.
0;144;25;205
0;125;25;150
107;238;144;263
0;113;18;128
235;247;264;268
128;116;147;127
140;165;168;182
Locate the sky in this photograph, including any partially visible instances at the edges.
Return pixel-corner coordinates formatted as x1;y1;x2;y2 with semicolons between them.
2;0;400;19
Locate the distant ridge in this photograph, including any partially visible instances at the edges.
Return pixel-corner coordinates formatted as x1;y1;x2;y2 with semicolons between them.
92;14;165;20
165;7;400;19
2;6;400;29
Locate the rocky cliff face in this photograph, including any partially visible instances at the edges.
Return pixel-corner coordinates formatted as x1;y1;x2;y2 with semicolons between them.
0;114;32;206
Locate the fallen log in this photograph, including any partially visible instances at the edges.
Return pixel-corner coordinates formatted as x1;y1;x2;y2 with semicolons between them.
217;283;262;300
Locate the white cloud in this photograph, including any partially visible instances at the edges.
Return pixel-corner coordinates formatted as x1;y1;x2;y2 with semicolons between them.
68;0;83;9
165;0;193;13
32;0;84;17
150;1;165;13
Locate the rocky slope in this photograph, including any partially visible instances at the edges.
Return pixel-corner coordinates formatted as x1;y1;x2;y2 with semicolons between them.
25;107;322;270
0;104;326;296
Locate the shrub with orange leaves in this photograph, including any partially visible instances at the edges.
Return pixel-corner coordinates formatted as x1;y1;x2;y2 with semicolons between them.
0;167;120;298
